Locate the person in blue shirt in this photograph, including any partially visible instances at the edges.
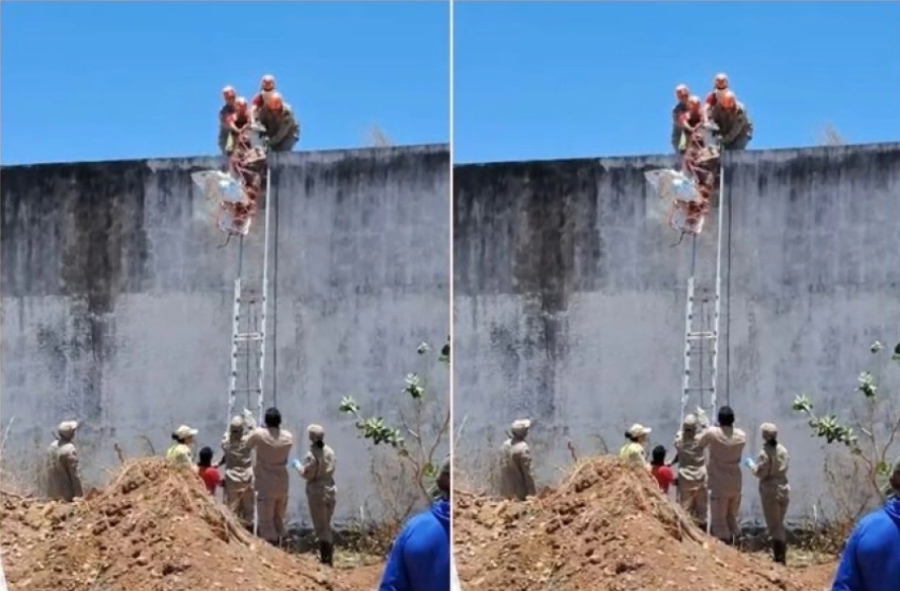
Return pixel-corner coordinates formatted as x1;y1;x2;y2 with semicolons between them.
378;457;451;591
831;456;900;591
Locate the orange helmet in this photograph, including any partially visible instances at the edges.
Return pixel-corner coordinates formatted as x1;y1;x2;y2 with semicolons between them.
235;96;248;112
719;90;736;109
714;73;729;90
261;75;276;92
267;91;284;111
222;86;237;101
687;95;701;111
675;84;690;100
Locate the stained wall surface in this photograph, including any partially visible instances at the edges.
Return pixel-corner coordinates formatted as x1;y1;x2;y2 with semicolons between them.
453;143;900;521
1;145;450;525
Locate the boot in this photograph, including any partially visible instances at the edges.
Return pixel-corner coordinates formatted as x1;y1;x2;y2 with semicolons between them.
323;541;334;566
318;541;328;564
773;540;787;565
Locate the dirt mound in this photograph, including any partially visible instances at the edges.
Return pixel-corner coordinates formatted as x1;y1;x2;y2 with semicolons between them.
0;458;371;591
454;457;835;591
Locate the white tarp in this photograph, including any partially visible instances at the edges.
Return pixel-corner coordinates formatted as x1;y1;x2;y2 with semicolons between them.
191;170;245;205
644;169;703;204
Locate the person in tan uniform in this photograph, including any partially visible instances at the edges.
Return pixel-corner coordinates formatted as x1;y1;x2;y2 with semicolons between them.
709;90;753;151
747;422;790;564
500;419;536;500
47;420;84;502
698;405;747;545
259;92;300;152
672;413;709;526
292;424;337;565
220;411;256;528
246;407;294;545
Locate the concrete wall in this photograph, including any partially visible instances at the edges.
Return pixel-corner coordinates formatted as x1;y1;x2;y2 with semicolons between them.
1;144;451;525
453;143;900;521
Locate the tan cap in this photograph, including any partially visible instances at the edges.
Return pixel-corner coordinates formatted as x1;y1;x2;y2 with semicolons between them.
229;416;245;430
307;424;325;441
511;419;531;431
175;425;198;439
761;422;778;437
627;423;652;439
57;420;79;437
682;414;698;429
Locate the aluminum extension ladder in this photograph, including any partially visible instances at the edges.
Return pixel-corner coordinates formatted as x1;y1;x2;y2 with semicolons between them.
679;163;726;535
226;135;273;537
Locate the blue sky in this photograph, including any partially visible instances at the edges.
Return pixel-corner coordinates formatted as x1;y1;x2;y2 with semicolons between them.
1;1;449;165
454;1;900;163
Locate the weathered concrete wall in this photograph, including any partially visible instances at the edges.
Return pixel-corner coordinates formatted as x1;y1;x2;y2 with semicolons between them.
1;145;450;525
453;143;900;521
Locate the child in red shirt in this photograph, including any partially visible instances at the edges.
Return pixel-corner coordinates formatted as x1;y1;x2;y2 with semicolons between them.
197;446;222;495
650;445;676;494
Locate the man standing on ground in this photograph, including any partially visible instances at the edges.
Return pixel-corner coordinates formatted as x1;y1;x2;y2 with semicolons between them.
292;424;337;566
698;405;747;545
500;419;537;500
221;411;256;529
672;412;709;527
47;420;84;502
746;422;791;565
378;457;451;591
246;407;294;545
831;457;900;591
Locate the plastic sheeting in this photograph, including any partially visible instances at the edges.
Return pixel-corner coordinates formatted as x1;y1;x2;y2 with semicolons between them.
191;171;245;205
644;169;703;204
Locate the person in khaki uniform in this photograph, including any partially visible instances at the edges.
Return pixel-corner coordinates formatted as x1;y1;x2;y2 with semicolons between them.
500;419;537;500
166;425;199;471
246;407;294;545
258;92;300;152
47;420;84;502
709;90;753;151
292;424;337;566
672;413;709;526
747;422;790;565
671;84;691;154
698;405;747;545
220;411;256;528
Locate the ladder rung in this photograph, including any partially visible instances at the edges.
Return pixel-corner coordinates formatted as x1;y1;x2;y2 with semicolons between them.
683;387;716;392
234;333;264;342
687;332;716;339
230;388;262;395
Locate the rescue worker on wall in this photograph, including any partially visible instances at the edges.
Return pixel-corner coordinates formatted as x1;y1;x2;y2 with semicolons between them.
250;74;278;125
292;424;337;566
167;425;199;471
246;407;294;546
709;90;753;151
746;422;790;565
671;84;692;154
218;86;238;155
619;423;652;469
47;420;84;502
220;410;256;529
500;419;537;501
671;412;710;527
223;97;251;157
259;92;300;152
703;73;731;114
698;405;747;545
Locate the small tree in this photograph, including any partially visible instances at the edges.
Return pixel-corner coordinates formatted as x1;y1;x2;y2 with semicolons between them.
339;337;450;509
818;124;846;147
793;340;900;514
366;125;393;148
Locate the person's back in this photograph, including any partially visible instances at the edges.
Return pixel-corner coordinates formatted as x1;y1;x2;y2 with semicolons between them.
701;425;747;494
379;498;451;591
46;421;84;502
832;498;900;591
247;407;294;544
500;420;536;500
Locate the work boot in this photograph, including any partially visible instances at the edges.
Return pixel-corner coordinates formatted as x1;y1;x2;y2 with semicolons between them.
773;540;787;565
323;541;334;566
318;541;329;565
